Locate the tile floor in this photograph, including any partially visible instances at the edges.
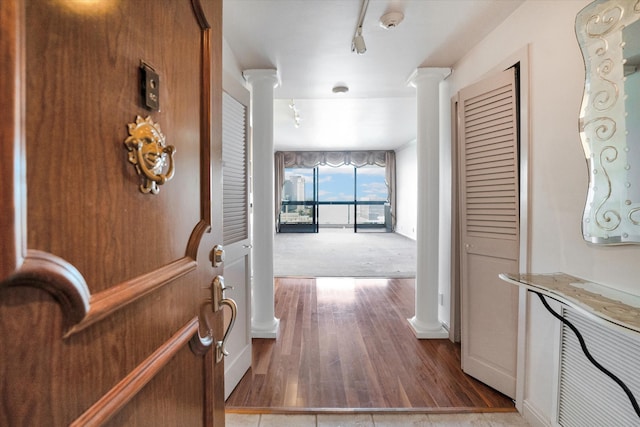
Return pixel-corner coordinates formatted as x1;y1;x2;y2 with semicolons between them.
226;412;530;427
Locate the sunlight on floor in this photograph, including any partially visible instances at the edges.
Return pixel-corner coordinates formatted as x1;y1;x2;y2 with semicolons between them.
315;277;389;304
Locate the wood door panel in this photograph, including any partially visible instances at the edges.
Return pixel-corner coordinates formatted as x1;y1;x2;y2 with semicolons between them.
25;0;202;291
102;345;204;427
465;254;518;369
1;0;225;425
0;287;65;424
77;318;203;426
1;277;202;425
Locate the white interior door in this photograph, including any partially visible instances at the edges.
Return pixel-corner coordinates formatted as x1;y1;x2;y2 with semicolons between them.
458;67;520;398
222;89;252;399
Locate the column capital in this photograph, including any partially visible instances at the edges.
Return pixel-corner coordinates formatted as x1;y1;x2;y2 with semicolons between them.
407;67;451;88
243;69;280;88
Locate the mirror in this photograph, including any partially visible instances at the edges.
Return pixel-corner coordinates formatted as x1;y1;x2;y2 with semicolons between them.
577;0;640;244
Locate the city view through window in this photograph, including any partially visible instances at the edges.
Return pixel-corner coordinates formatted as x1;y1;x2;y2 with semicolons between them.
280;165;389;231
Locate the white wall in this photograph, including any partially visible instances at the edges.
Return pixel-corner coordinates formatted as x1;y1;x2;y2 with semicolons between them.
395;141;418;240
223;37;245;85
448;1;640;425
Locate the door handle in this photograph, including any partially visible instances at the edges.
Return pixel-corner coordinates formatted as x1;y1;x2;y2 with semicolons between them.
190;275;237;363
211;275;237;363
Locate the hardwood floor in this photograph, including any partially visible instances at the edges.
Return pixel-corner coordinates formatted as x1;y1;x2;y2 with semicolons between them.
225;277;515;412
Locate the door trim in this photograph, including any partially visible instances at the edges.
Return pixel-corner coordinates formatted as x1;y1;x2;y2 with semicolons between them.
0;0;25;280
72;317;200;426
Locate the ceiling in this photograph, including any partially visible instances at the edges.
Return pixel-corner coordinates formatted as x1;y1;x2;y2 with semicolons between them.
223;0;525;151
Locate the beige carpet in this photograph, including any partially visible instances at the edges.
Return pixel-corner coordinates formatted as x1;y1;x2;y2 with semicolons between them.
273;229;416;278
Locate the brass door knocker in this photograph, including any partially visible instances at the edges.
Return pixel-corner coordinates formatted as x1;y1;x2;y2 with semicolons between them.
124;116;175;194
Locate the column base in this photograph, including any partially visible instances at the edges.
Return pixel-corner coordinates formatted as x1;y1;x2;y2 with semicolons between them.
408;316;449;339
251;317;280;339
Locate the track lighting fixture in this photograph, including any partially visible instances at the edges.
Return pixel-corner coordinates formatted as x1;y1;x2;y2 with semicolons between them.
352;29;366;55
351;0;369;55
289;99;301;128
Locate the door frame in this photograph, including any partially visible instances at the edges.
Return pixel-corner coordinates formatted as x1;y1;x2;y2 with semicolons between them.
451;45;530;411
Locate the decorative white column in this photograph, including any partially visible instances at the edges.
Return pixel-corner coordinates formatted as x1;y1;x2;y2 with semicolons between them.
407;67;451;339
243;69;280;338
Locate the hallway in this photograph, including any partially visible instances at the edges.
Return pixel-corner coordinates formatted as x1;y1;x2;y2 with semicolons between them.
226;278;514;412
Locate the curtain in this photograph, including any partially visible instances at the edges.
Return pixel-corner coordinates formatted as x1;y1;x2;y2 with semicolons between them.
274;150;396;231
280;150;387;168
274;151;285;231
385;151;396;231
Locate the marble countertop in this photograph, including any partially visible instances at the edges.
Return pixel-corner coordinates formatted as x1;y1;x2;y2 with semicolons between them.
499;272;640;335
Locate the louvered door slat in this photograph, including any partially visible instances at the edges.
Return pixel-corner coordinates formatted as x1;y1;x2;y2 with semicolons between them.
222;92;248;245
462;75;518;239
466;132;514;144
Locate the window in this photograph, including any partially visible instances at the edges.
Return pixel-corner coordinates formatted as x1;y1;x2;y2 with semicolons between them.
355;165;388;228
279;168;317;232
279;164;389;232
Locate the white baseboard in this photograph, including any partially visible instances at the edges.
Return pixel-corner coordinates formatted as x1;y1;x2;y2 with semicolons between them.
522;399;553;427
394;228;416;241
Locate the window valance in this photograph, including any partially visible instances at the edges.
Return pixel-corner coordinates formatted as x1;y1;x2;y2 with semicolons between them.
279;150;388;168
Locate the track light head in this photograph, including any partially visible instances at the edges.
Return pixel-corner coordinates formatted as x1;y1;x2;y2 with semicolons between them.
352;29;366;55
351;0;369;55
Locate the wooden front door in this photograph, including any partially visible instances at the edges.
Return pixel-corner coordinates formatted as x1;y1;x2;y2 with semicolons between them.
458;67;520;399
0;0;226;425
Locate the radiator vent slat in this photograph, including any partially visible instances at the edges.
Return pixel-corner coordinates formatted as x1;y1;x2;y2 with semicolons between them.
558;308;640;427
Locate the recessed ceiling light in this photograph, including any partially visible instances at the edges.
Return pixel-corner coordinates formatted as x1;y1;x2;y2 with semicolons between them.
332;85;349;94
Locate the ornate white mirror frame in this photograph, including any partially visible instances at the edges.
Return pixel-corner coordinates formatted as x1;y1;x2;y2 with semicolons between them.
577;0;640;244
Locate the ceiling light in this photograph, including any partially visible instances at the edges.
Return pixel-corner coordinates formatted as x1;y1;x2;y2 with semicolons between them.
352;30;366;54
380;11;404;29
351;0;369;55
332;85;349;94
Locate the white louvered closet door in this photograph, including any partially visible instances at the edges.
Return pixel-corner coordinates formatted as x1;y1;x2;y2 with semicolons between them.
458;67;520;398
222;90;252;399
223;92;249;245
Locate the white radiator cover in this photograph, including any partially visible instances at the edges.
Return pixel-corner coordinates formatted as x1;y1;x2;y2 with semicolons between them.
558;307;640;427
